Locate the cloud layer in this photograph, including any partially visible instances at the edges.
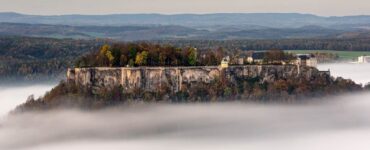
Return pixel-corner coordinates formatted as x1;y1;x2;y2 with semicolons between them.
1;93;370;150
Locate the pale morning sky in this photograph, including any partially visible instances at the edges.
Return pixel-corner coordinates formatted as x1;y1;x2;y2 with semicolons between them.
0;0;369;16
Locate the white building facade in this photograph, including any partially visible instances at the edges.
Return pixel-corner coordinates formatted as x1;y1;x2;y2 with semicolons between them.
358;56;370;63
296;54;318;67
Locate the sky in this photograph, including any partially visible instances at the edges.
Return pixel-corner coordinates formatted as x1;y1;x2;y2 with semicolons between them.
0;0;369;16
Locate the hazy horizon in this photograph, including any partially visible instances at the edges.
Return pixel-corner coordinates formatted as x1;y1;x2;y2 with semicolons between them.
0;0;369;16
1;11;370;17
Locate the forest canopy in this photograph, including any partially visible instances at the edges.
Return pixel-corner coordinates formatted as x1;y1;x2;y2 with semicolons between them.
75;43;296;67
75;43;222;67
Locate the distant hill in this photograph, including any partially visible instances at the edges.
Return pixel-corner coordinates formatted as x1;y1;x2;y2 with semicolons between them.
0;12;369;29
0;23;206;40
0;22;365;40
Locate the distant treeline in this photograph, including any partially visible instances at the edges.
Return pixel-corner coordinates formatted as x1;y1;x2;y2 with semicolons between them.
153;38;370;51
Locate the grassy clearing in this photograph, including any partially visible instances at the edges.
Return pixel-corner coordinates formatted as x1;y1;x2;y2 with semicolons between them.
285;50;370;60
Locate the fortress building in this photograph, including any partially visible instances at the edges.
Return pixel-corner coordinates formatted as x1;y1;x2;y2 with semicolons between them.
358;55;370;63
296;54;318;67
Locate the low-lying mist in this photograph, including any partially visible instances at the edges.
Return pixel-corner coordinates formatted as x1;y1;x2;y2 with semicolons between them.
318;63;370;85
0;84;55;117
1;92;370;150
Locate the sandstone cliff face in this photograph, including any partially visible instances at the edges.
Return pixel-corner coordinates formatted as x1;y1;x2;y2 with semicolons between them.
67;65;328;94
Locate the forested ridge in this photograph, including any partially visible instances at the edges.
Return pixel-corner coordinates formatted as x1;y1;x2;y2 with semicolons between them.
0;36;107;82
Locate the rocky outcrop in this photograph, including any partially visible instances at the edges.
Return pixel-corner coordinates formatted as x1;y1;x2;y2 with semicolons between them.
67;65;329;94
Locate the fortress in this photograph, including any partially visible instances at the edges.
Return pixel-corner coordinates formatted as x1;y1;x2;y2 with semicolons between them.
67;65;330;94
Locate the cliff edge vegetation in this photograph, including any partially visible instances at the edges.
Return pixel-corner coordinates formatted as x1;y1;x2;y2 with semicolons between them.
74;43;296;68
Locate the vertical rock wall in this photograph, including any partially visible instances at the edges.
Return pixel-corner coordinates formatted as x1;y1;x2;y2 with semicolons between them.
67;65;325;94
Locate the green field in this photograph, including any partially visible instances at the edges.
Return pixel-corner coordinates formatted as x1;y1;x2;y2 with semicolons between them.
285;50;370;60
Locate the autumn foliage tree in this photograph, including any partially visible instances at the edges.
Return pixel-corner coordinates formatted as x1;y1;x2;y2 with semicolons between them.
263;49;296;65
135;51;148;66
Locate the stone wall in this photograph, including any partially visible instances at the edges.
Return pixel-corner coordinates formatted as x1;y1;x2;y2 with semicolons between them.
67;65;327;94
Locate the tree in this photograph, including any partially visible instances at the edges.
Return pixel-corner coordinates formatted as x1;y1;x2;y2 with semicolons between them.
223;87;232;97
135;51;148;66
128;59;135;67
159;52;166;66
188;47;197;66
110;48;121;67
99;44;110;56
214;47;225;62
97;44;111;66
283;53;296;64
106;50;114;67
141;51;148;66
120;55;128;66
129;47;137;60
264;49;285;64
135;53;144;66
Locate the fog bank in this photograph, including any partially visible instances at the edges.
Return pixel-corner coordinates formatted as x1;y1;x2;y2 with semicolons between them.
1;92;370;150
318;63;370;85
0;85;54;117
